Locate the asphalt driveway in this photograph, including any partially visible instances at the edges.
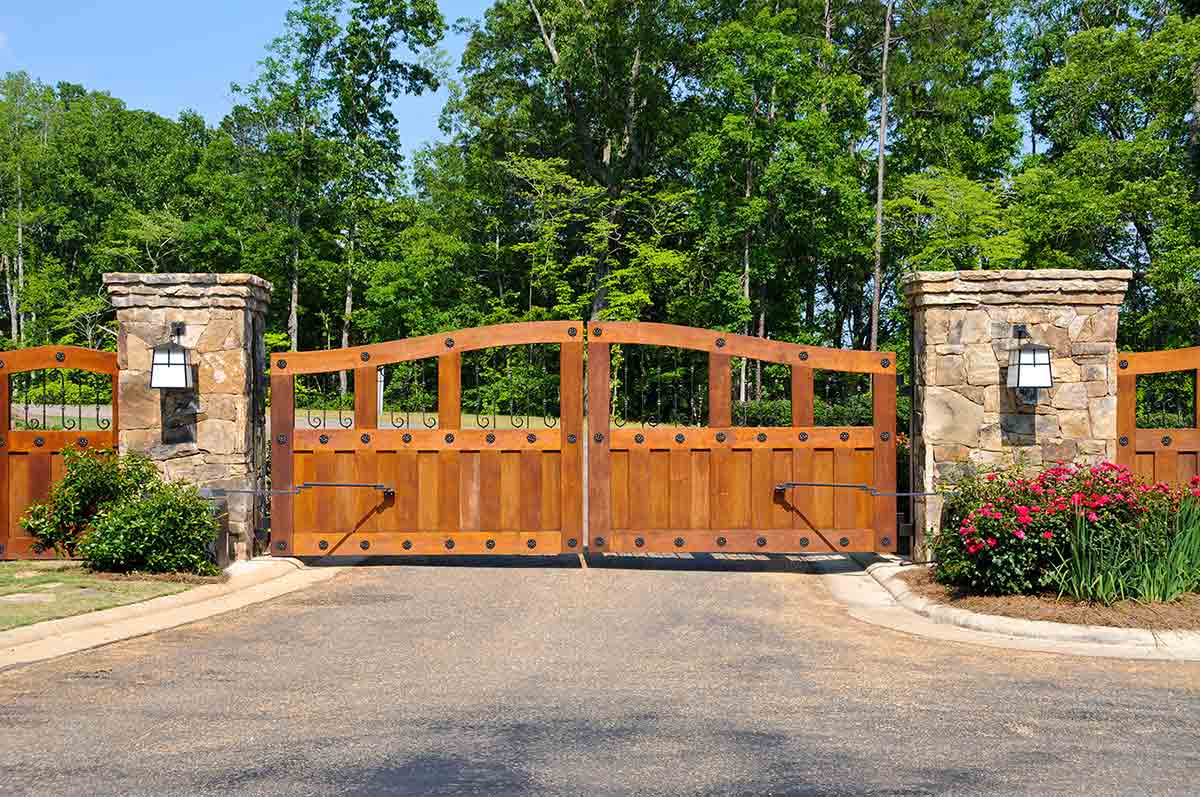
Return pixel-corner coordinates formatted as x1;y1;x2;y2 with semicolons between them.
1;555;1198;795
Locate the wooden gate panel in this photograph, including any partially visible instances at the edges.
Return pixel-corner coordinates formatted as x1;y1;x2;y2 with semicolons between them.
588;323;897;555
274;322;583;557
0;347;119;560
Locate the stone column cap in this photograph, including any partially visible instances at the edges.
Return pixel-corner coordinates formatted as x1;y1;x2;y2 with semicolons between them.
104;273;272;311
904;269;1131;309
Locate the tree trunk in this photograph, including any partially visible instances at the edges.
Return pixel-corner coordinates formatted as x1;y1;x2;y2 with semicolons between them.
2;252;14;342
288;224;300;351
739;156;753;403
870;0;894;352
821;0;832;114
15;159;24;345
755;282;766;401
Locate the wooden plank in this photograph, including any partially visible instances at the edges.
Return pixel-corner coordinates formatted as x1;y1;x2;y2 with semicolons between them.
438;351;462;430
608;426;872;450
500;451;521;530
390;451;419;531
771;449;793;529
439;450;461;531
1119;347;1200;376
873;372;897;552
293;428;563;451
520;449;542;532
478;451;502;531
269;371;295;555
1153;449;1179;487
811;450;836;528
459;451;480;530
1179;452;1199;485
791;366;814;426
668;449;691;529
690;450;711;529
1135;452;1155;483
587;340;611;549
627;447;651;531
791;449;816;531
0;346;118;375
717;450;751;529
833;448;858;530
354;366;378;429
604;528;877;554
1116;373;1137;471
1135;429;1200;452
4;430;117;453
591;322;897;374
277;321;582;374
351;449;380;535
313;452;341;533
648;449;671;529
750;448;773;530
417;452;440;530
559;342;583;549
541;452;561;531
292;531;562;557
1195;369;1200;429
709;352;732;426
611;450;630;529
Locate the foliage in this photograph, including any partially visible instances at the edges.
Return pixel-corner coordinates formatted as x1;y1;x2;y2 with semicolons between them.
21;449;160;557
934;462;1200;603
77;482;219;576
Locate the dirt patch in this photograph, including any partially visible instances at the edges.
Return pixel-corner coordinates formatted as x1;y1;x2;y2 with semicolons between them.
900;567;1200;631
88;571;226;585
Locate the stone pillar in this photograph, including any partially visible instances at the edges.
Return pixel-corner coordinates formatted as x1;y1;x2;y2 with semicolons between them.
904;269;1131;560
103;273;272;561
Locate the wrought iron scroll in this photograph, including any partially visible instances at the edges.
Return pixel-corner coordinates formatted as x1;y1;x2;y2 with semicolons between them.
379;359;438;430
610;346;708;428
462;344;561;430
1136;372;1197;429
9;369;113;431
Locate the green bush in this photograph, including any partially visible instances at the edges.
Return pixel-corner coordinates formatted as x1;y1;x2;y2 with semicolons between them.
22;447;219;575
77;482;219;575
22;448;160;557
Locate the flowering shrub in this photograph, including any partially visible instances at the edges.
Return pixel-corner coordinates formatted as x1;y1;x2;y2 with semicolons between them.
933;461;1199;600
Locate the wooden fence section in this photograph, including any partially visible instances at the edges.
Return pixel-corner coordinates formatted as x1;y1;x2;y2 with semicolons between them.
270;322;584;557
0;346;119;560
1116;348;1200;486
587;323;897;555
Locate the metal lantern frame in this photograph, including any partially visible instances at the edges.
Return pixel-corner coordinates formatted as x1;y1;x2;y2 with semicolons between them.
150;322;196;390
1006;324;1053;401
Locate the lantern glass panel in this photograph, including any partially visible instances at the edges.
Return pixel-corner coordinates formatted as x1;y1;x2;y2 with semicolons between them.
150;343;194;389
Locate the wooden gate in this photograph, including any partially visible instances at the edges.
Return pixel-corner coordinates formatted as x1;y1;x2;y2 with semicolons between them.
269;322;897;556
269;322;584;557
586;323;897;555
0;346;119;560
1116;347;1200;486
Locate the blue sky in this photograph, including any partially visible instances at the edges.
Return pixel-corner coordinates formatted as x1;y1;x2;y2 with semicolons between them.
0;1;491;152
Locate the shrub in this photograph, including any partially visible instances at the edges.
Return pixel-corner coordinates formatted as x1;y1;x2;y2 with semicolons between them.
933;462;1199;602
77;482;219;576
22;448;160;557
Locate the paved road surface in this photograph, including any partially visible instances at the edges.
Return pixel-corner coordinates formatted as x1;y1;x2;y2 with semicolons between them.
2;555;1198;795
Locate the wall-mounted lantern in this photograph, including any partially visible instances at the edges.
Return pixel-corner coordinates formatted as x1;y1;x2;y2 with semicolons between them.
1006;324;1052;402
150;322;195;390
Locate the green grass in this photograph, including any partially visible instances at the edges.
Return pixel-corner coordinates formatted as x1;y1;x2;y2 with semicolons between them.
0;562;195;631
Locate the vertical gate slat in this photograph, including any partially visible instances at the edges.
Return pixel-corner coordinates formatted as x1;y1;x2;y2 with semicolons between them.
709;352;731;427
1116;371;1136;471
750;448;773;530
668;449;691;529
478;451;502;531
791;449;814;532
872;372;897;552
353;450;379;534
559;342;583;547
269;371;294;555
690;450;711;530
439;451;461;532
833;448;857;530
587;340;611;550
1154;449;1178;487
771;450;792;529
417;452;440;530
460;451;480;531
791;367;814;427
354;366;378;429
500;451;521;530
0;373;8;559
438;352;461;430
610;451;629;529
648;450;670;529
628;447;651;531
541;452;561;530
520;450;541;532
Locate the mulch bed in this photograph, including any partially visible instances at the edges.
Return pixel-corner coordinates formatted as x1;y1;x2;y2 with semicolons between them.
900;567;1200;631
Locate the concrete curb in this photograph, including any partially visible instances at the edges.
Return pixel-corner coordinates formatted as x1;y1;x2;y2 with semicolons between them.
851;554;1200;653
0;557;340;671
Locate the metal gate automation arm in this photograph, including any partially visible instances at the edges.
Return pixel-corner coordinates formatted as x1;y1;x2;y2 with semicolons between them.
202;482;393;494
773;481;940;498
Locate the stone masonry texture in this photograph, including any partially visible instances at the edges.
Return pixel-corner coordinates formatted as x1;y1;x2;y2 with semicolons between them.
103;273;272;561
903;269;1132;559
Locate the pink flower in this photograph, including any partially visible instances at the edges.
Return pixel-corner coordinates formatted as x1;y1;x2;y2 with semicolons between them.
1013;529;1026;540
986;537;998;548
1087;512;1099;522
986;473;997;482
1042;531;1053;540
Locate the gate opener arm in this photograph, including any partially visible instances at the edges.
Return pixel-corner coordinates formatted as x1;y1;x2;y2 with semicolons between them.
773;481;940;498
200;482;396;498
